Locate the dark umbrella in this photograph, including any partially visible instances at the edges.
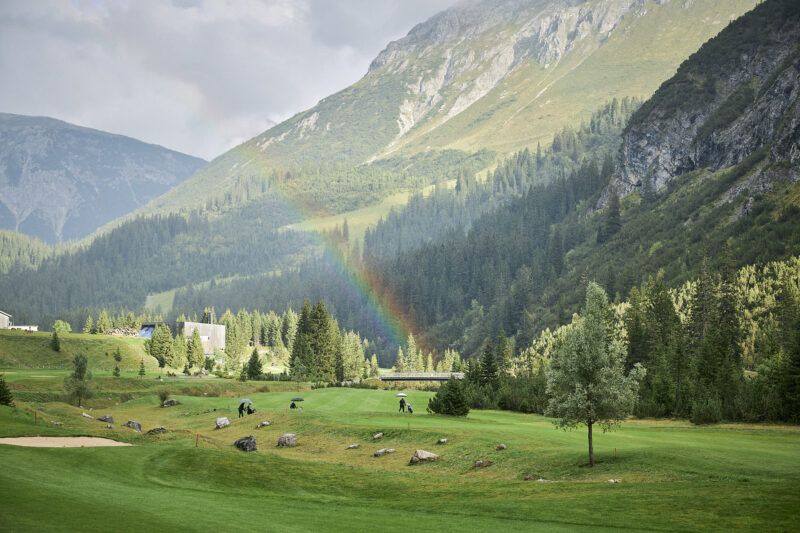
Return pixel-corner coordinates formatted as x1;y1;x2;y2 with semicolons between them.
291;397;304;402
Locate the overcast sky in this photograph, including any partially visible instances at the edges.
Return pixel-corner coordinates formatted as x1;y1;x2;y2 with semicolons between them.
0;0;458;160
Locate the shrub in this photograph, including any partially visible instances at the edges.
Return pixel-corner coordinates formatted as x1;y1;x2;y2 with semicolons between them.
691;394;723;424
157;390;170;404
427;378;469;416
0;374;15;407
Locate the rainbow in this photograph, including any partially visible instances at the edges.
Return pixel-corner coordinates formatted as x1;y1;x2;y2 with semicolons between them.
219;140;418;352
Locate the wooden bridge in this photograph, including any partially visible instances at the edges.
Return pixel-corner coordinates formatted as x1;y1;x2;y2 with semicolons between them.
378;372;465;382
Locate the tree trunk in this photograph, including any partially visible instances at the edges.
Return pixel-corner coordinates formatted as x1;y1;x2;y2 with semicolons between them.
588;420;594;467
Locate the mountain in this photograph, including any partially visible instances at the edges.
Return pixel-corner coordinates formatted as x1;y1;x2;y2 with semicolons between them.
615;0;800;199
0;113;206;243
134;0;757;219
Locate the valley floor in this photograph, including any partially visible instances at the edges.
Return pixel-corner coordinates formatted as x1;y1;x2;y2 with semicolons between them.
1;386;798;532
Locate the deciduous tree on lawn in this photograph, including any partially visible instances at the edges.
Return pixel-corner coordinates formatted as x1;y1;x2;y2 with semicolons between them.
546;282;645;466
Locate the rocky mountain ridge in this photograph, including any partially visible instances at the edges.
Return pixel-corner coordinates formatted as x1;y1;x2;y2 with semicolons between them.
0;113;206;243
615;0;800;201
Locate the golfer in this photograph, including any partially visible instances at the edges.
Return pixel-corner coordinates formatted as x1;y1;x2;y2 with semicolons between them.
399;397;406;412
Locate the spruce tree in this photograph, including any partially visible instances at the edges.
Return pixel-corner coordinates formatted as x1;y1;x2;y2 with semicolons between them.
64;353;93;405
112;366;120;378
246;347;263;380
0;374;15;407
480;339;498;388
83;315;94;334
138;358;146;379
427;378;469;416
188;328;204;368
50;331;60;352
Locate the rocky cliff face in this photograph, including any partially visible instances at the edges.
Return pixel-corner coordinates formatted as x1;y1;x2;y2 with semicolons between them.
0;114;206;243
615;0;800;199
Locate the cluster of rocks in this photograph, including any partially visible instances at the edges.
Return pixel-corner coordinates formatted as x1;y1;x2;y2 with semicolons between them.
161;399;180;408
374;448;396;457
147;426;168;435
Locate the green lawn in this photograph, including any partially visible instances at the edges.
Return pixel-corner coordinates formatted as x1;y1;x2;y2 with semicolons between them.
1;385;798;532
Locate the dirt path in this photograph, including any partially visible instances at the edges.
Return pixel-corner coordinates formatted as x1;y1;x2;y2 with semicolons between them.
0;436;132;447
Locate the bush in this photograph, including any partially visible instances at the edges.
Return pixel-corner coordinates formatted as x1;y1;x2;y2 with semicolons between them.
0;374;15;407
691;393;723;424
157;390;170;404
427;378;469;416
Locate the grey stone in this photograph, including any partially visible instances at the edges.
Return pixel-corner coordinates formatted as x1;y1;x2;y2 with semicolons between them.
374;448;396;457
234;435;257;452
161;399;180;407
50;421;62;426
81;412;93;419
98;415;114;423
277;433;297;447
373;432;384;440
437;438;448;444
496;443;506;450
347;444;360;449
147;426;168;435
214;417;230;429
106;424;114;429
256;421;271;428
472;459;492;469
123;420;142;432
409;449;439;464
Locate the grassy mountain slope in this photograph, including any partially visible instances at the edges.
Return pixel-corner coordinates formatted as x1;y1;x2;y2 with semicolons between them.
124;0;757;221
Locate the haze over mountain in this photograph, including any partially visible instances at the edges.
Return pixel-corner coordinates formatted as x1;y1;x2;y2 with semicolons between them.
0;113;206;243
137;0;757;219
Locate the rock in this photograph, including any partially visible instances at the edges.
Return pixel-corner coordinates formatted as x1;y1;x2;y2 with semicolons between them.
161;399;180;408
277;433;297;447
409;449;439;465
437;438;447;444
106;424;114;429
373;432;384;440
347;444;360;449
374;448;396;457
123;420;142;432
50;421;62;426
38;406;45;411
234;435;257;452
81;412;94;419
607;479;622;483
97;415;114;423
256;421;271;428
472;459;493;469
147;426;168;435
496;444;507;450
214;417;230;429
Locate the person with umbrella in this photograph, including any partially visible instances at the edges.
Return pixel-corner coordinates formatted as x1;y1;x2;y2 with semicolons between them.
238;399;250;418
397;393;407;413
290;397;303;410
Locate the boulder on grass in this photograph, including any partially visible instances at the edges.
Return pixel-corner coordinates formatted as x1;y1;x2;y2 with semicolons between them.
161;399;180;408
409;450;439;465
256;421;271;428
374;448;396;457
277;433;297;447
347;444;360;449
215;417;230;429
123;420;142;432
234;435;257;452
496;444;507;450
373;432;384;440
98;415;114;423
81;412;93;419
147;426;168;435
437;438;447;445
472;459;492;469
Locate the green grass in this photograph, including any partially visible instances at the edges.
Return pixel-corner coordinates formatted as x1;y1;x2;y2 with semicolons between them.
1;385;798;531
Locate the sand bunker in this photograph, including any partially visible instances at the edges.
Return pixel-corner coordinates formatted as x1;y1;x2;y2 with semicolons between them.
0;436;132;448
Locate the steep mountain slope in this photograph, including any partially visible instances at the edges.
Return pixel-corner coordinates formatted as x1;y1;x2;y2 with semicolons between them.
616;0;800;198
0;113;206;243
136;0;757;218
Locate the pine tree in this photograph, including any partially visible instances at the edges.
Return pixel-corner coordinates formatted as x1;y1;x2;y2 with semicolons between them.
0;374;15;407
112;366;120;378
480;339;498;388
427;378;469;416
138;358;146;379
50;331;60;352
64;354;93;405
170;333;187;369
188;328;204;368
95;310;112;334
246;347;263;380
83;315;94;334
